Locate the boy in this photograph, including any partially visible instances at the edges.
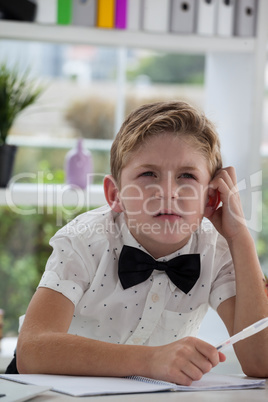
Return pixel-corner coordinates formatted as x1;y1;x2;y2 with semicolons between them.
16;101;268;385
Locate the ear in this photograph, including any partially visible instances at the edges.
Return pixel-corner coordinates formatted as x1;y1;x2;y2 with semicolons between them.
103;175;123;213
204;189;221;218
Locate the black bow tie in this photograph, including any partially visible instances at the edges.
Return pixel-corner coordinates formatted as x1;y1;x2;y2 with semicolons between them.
118;245;200;294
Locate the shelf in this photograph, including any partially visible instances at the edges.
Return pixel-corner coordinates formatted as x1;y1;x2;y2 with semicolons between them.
0;20;255;54
7;136;113;151
0;183;106;208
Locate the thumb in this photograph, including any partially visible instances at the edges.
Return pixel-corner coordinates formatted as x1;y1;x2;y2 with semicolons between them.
218;351;226;363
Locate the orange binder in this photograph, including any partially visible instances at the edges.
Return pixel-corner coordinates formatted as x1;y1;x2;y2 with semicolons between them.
97;0;115;28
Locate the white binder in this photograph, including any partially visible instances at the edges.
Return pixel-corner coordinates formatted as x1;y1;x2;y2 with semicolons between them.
170;0;196;34
143;0;171;33
35;0;57;24
127;0;142;31
234;0;257;37
196;0;218;36
72;0;97;27
216;0;236;37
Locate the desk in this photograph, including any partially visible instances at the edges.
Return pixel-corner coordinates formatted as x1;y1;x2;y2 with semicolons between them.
0;378;267;402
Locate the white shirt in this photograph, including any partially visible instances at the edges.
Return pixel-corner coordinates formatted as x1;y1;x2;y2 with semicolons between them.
37;205;236;346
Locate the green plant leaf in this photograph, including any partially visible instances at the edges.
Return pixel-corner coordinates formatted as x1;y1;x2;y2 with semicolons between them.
0;63;44;145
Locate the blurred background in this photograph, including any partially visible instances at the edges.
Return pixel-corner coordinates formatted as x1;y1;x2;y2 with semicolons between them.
0;36;267;356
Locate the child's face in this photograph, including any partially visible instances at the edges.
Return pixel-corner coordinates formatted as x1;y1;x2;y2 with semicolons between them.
117;133;212;258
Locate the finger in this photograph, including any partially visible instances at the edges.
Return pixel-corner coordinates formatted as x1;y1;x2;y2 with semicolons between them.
214;166;236;182
189;354;213;375
174;371;194;386
219;352;226;362
210;178;239;208
195;341;220;368
181;361;204;383
223;166;237;185
211;171;236;193
213;168;238;192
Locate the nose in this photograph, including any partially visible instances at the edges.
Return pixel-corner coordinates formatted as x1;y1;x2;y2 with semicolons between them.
154;174;179;200
155;187;179;200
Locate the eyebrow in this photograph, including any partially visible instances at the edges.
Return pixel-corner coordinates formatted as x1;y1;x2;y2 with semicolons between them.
136;164;201;172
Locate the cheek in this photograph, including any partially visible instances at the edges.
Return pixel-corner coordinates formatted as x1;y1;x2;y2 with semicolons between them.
178;185;207;214
178;184;200;203
119;189;144;214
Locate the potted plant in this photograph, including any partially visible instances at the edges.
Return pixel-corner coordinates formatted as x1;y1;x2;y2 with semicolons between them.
0;63;43;188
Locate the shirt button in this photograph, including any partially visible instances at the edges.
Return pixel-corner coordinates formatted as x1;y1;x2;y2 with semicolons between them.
152;293;159;303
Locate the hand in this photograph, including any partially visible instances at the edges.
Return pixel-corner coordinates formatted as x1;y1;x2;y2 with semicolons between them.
148;337;226;386
205;167;248;242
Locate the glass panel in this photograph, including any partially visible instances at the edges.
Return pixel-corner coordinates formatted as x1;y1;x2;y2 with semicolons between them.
0;39;117;140
0;41;208;335
125;50;205;116
12;147;110;185
0;206;89;335
258;62;268;279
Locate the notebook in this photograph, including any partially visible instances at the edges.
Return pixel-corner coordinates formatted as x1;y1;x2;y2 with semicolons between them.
0;373;265;397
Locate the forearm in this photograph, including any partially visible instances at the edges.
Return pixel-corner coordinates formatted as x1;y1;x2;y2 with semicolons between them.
16;290;225;385
228;231;268;376
17;332;152;376
17;332;226;385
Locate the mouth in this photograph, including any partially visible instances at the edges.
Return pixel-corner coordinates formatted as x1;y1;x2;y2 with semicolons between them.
153;211;182;218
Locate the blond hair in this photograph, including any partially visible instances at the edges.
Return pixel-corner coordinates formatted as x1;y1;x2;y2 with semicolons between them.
110;101;222;186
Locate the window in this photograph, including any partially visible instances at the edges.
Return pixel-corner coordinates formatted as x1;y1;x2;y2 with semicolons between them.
257;60;268;277
0;39;206;335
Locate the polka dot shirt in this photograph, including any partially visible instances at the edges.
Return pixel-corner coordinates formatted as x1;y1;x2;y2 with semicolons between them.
36;205;236;346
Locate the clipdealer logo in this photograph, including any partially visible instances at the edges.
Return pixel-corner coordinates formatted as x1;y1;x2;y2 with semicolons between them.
231;171;262;232
3;170;263;232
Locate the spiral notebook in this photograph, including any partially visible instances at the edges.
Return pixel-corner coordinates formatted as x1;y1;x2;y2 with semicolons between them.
0;373;265;396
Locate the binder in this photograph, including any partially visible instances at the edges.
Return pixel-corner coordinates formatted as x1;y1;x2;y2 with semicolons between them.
234;0;257;37
97;0;115;28
143;0;171;33
57;0;72;25
115;0;127;29
126;0;142;30
0;0;37;21
72;0;97;27
216;0;235;37
35;0;57;24
170;0;196;34
196;0;217;36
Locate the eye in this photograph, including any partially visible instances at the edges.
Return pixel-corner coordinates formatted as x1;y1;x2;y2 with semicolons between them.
180;172;196;179
140;171;156;177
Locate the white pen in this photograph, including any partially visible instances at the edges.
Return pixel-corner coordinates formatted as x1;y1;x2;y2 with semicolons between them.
216;317;268;351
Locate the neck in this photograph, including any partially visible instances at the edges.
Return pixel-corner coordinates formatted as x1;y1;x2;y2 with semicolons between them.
131;233;191;259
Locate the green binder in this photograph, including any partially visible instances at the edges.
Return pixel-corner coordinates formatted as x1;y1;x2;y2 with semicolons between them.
57;0;72;25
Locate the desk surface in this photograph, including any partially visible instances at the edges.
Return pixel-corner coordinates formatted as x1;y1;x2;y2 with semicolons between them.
1;378;268;402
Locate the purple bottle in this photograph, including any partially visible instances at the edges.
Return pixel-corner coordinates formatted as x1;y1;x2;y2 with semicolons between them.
65;138;93;189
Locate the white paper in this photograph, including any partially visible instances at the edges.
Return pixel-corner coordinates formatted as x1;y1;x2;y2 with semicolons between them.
128;373;265;391
0;379;50;402
0;373;265;397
